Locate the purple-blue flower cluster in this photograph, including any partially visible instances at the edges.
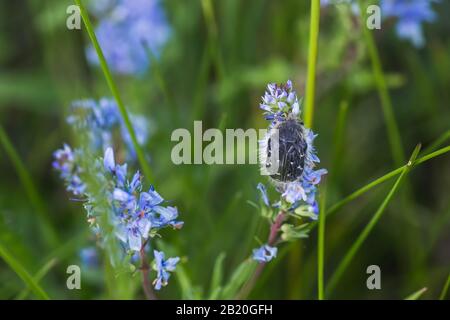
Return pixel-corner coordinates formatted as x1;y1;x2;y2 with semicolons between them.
103;147;183;253
86;0;171;75
252;80;327;263
260;80;301;123
381;0;440;47
54;96;180;291
258;80;327;218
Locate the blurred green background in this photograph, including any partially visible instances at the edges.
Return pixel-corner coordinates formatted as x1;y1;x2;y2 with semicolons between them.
0;0;449;299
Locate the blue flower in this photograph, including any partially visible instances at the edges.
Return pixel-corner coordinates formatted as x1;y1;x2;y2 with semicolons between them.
381;0;440;47
53;144;86;196
257;183;270;206
87;0;171;75
103;147;183;252
252;245;277;263
80;247;99;268
152;250;179;290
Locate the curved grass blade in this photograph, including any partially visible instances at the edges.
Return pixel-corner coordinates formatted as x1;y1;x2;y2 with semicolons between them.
208;252;226;299
405;287;427;300
326;144;421;295
439;273;450;300
0;239;50;300
0;125;58;248
73;0;153;182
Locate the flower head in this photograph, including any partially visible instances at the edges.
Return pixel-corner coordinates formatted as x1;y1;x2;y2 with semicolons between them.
260;80;301;122
152;250;179;290
252;245;277;263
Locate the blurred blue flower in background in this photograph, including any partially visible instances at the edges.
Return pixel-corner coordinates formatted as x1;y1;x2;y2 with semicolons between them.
252;245;277;263
381;0;440;47
68;98;150;160
87;0;171;75
80;247;99;268
153;250;179;290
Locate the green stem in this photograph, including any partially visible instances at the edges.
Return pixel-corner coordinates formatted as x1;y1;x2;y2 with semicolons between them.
326;144;421;295
74;0;153;181
304;0;321;128
317;187;327;300
359;0;404;166
0;125;58;248
0;239;50;300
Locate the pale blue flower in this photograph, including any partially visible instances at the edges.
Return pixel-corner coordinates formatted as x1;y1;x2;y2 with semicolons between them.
252;245;278;263
153;250;179;290
257;183;270;206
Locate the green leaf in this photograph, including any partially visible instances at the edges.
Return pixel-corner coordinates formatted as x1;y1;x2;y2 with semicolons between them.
221;259;257;299
208;252;226;299
405;287;427;300
0;240;50;300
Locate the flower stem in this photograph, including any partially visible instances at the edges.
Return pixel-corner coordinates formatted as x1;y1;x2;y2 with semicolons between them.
236;212;286;300
317;187;327;300
74;0;153;182
140;243;157;300
304;0;321;128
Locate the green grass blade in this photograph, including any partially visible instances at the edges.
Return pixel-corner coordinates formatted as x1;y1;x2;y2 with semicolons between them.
331;101;349;177
439;273;450;300
422;129;450;156
304;0;321;128
317;187;327;300
326;144;421;295
323;145;450;222
0;239;50;300
359;0;405;166
201;0;225;80
16;258;58;300
74;0;153;182
0;125;58;248
208;252;226;299
405;287;427;300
